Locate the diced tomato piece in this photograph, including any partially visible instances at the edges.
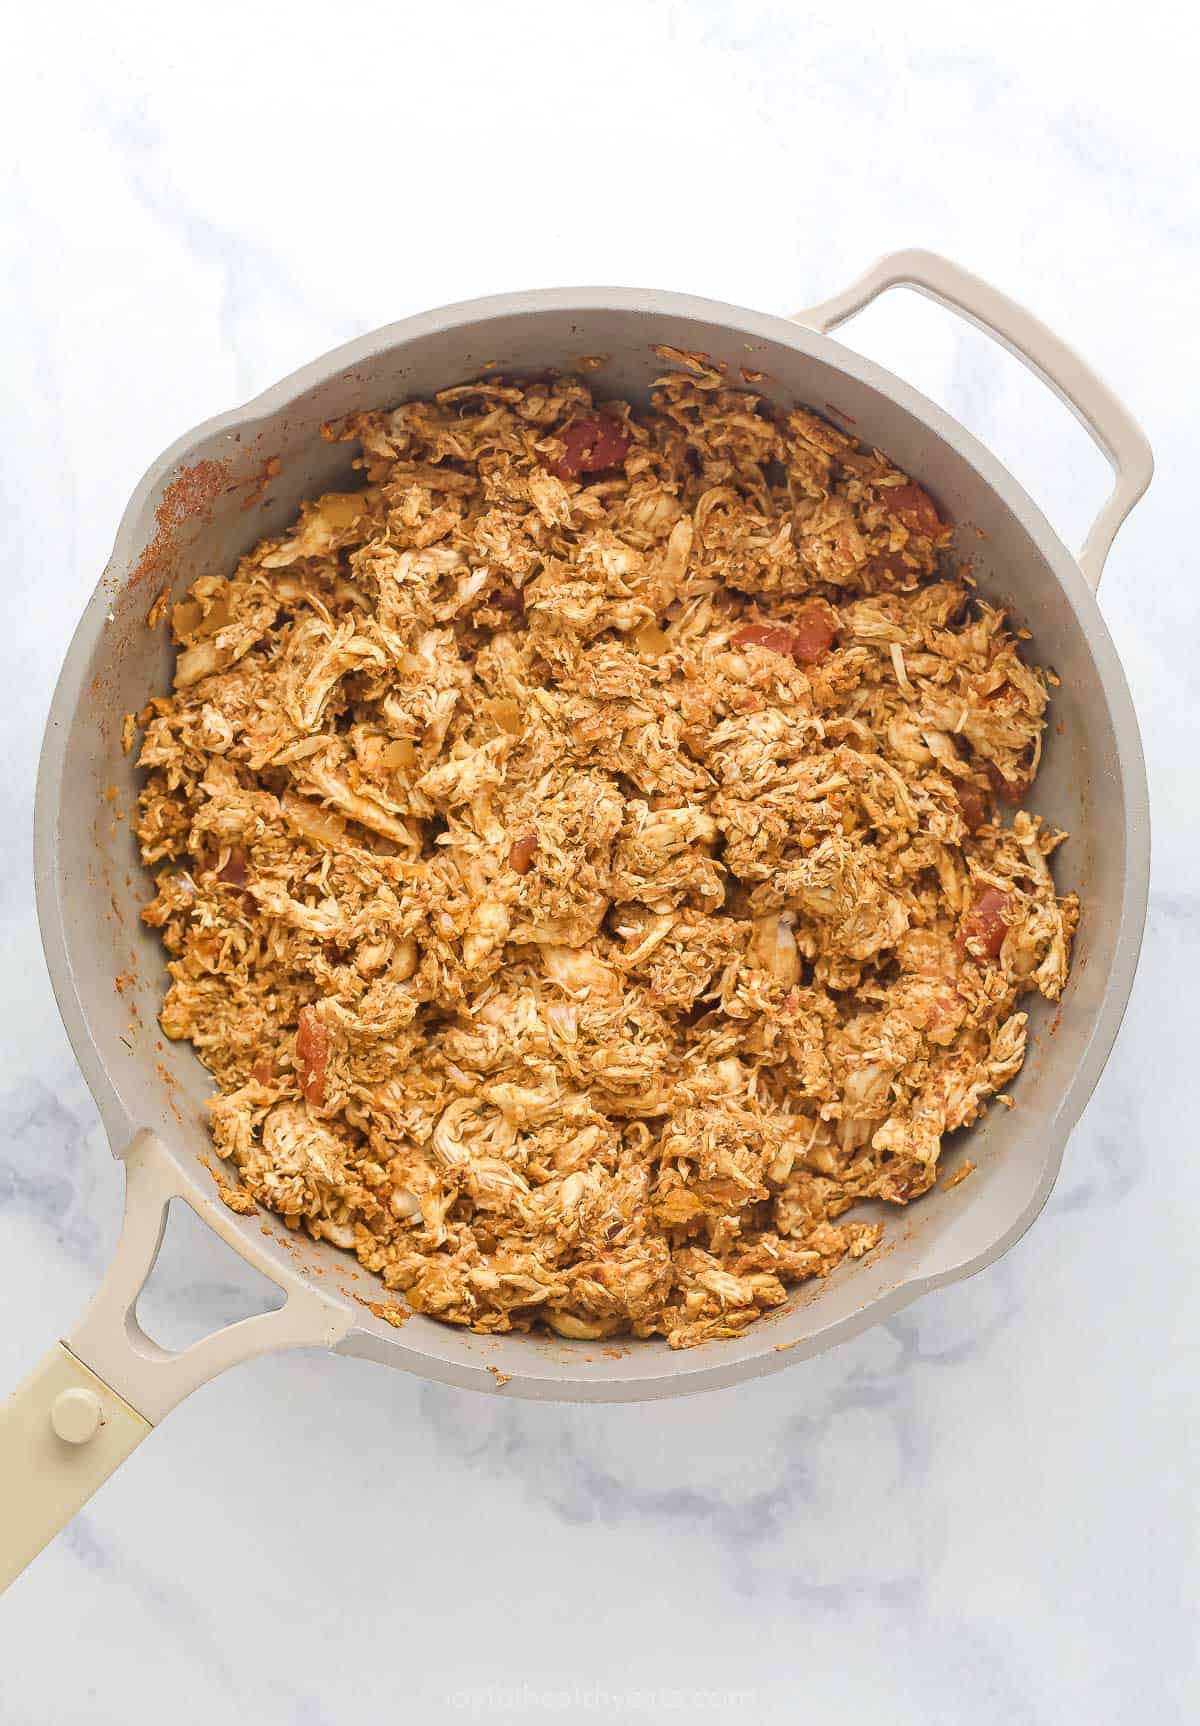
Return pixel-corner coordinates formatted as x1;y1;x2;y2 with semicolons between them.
886;482;943;538
790;604;836;665
296;1007;329;1107
958;888;1011;962
545;416;630;480
732;624;797;656
508;834;537;874
732;608;835;666
956;783;988;833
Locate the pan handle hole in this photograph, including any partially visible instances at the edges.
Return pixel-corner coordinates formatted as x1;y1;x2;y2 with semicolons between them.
828;286;1113;558
133;1197;285;1353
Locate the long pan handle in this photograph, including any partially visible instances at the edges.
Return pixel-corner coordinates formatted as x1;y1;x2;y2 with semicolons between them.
0;1345;151;1589
0;1131;348;1591
793;248;1153;591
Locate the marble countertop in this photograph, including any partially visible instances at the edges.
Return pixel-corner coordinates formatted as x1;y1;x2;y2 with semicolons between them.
2;3;1196;1720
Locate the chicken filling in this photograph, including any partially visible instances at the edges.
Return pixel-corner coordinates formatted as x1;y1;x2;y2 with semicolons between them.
135;360;1077;1349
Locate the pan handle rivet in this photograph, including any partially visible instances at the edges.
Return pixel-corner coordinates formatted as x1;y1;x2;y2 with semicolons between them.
51;1387;103;1445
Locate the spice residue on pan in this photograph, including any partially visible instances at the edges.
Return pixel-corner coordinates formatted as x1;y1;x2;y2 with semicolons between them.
241;455;282;511
128;459;231;590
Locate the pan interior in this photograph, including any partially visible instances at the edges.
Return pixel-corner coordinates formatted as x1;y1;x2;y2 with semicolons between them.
37;292;1144;1399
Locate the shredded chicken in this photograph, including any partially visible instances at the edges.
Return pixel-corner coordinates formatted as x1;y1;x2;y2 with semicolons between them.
136;366;1078;1349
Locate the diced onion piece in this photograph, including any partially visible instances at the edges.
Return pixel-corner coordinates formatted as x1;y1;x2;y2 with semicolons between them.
390;1187;422;1221
485;698;524;736
635;622;671;656
172;600;203;639
283;792;349;850
316;1218;356;1249
546;1310;624;1339
749;913;801;984
316;491;369;530
174;642;223;688
382;738;418;771
196;592;233;637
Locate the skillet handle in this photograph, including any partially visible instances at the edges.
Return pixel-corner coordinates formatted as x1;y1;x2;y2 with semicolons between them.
793;248;1153;591
0;1345;151;1591
0;1130;349;1590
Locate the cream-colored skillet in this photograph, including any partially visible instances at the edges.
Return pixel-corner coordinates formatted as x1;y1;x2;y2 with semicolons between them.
1;252;1152;1588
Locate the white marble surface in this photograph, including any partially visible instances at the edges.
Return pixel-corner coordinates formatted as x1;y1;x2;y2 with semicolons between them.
2;2;1197;1719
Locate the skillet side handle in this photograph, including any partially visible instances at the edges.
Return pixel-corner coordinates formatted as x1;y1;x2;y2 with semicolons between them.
0;1130;350;1591
793;248;1153;590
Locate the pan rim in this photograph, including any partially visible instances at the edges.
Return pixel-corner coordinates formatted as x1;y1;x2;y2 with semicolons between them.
33;283;1151;1400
